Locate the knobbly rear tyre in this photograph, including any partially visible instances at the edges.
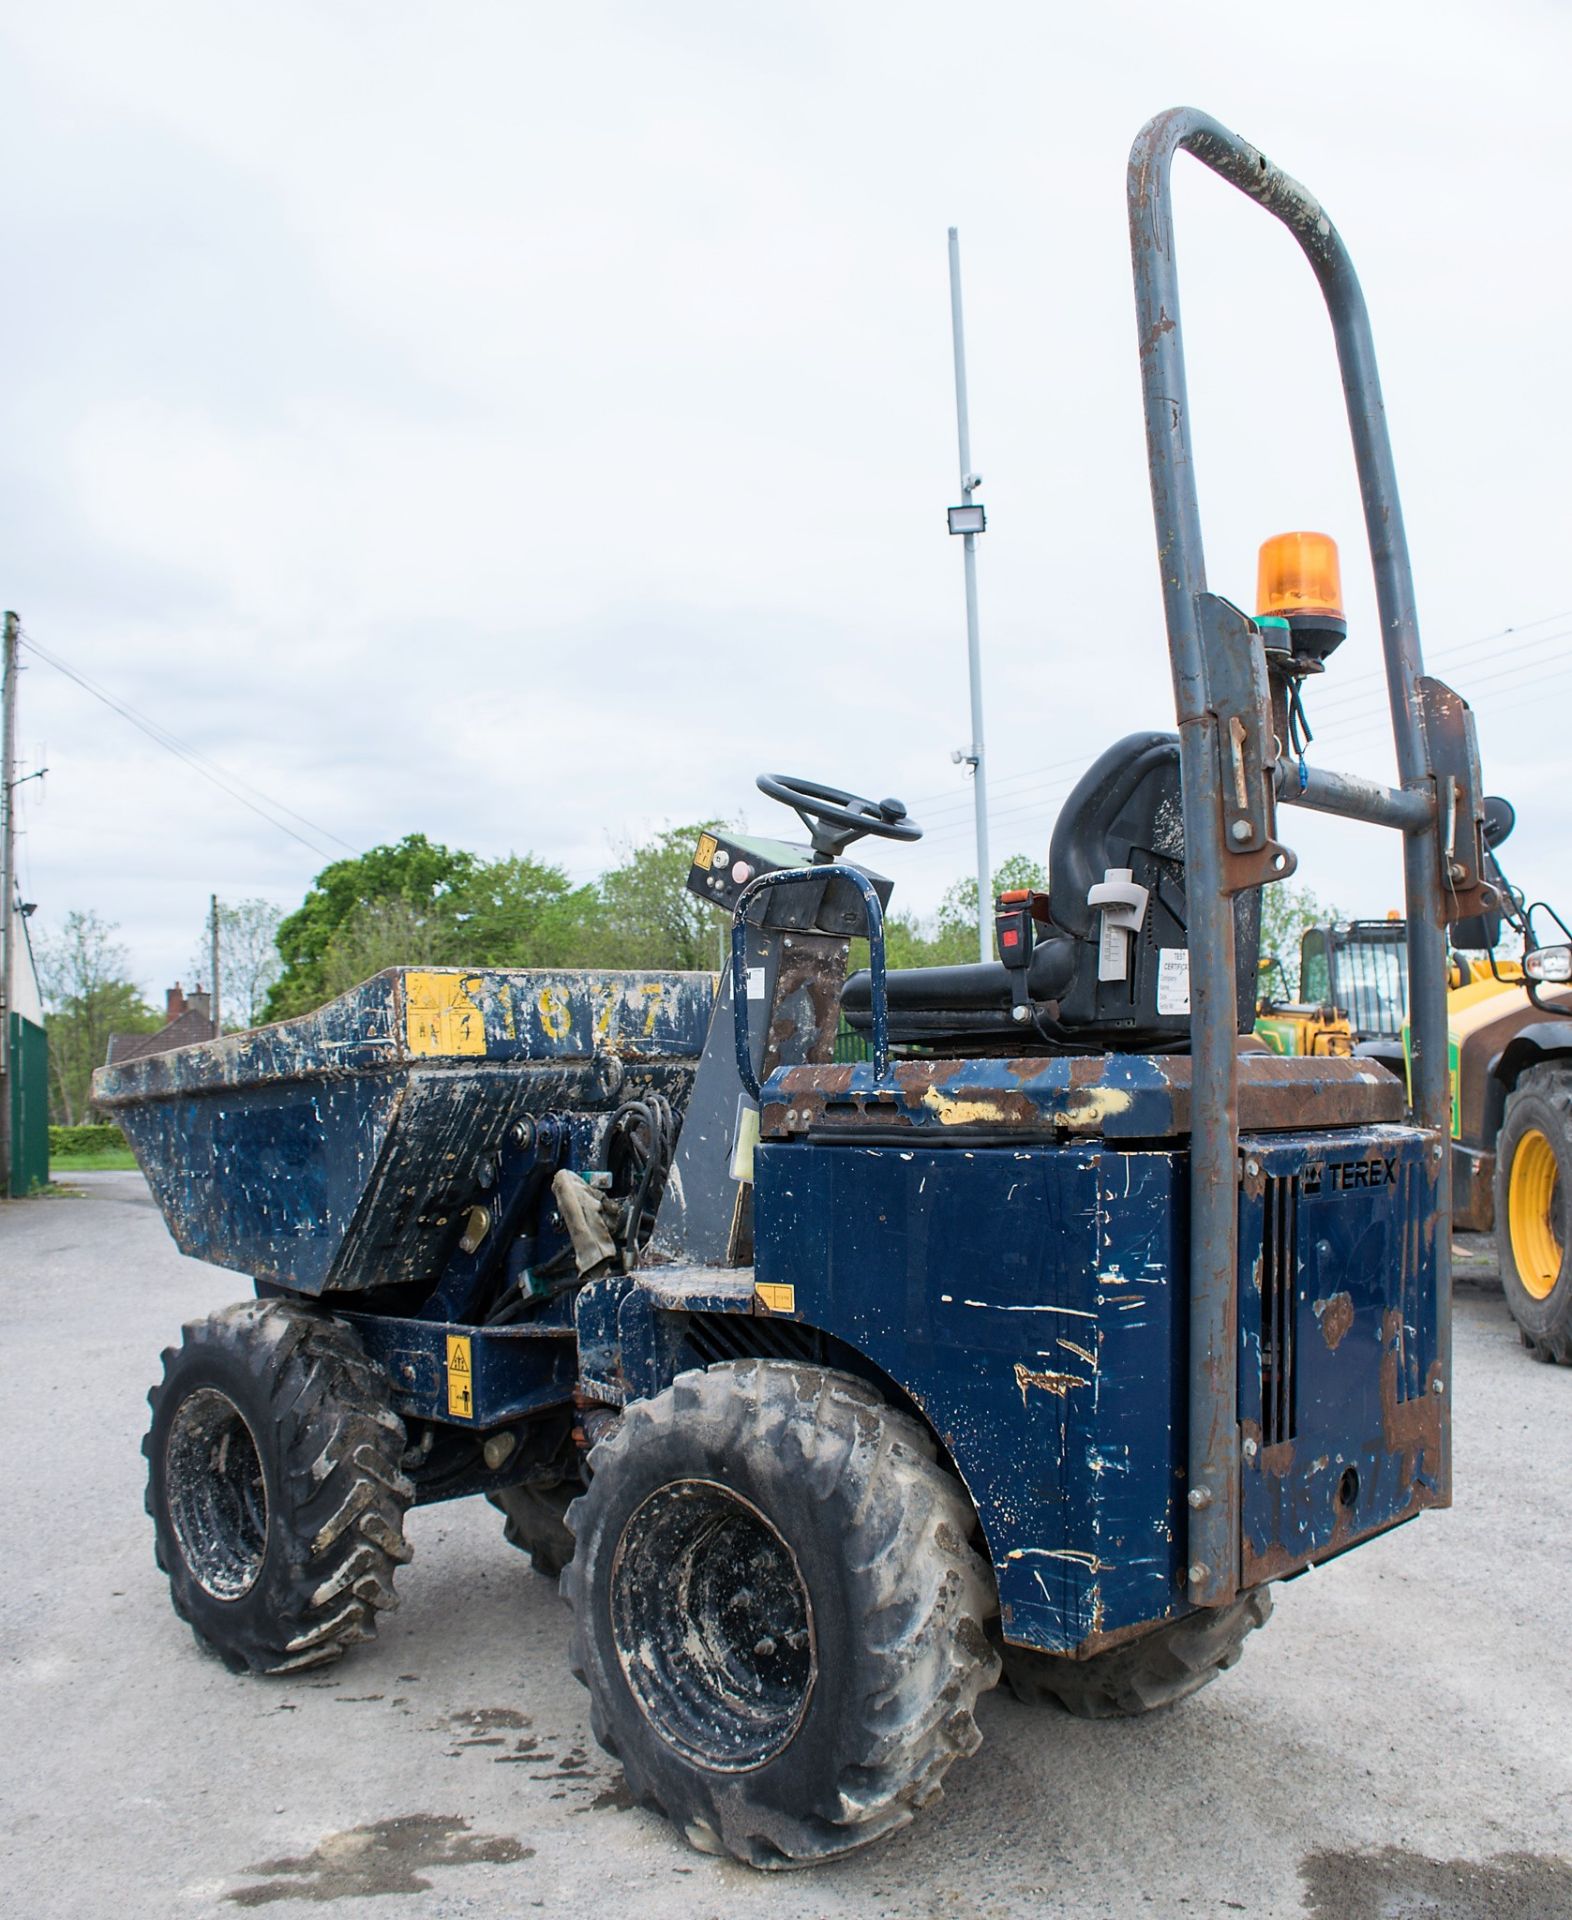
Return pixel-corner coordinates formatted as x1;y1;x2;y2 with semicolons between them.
1000;1588;1272;1718
145;1300;414;1675
1495;1066;1572;1363
487;1480;578;1578
562;1360;1000;1868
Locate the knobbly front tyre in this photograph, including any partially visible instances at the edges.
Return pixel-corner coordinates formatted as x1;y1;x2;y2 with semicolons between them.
1495;1066;1572;1363
999;1588;1273;1718
561;1360;1000;1868
144;1300;414;1674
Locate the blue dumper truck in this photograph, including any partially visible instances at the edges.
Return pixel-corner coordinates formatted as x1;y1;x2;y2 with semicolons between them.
96;112;1498;1868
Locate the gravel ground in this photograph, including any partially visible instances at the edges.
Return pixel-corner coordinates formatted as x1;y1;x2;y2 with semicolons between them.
2;1172;1568;1920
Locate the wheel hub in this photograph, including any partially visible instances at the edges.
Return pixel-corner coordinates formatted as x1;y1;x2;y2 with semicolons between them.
1509;1127;1563;1302
610;1478;815;1771
165;1387;269;1600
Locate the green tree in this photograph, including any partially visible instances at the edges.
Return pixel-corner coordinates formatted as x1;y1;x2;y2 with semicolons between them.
1258;881;1338;998
35;910;160;1123
932;854;1049;961
444;856;597;969
873;855;1049;970
591;824;729;971
267;837;613;1017
316;897;448;1001
266;835;479;1018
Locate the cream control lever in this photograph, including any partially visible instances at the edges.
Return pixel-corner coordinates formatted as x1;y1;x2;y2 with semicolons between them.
1087;867;1150;982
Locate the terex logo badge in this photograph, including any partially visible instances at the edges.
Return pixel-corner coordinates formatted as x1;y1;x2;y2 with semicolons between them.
1300;1157;1397;1196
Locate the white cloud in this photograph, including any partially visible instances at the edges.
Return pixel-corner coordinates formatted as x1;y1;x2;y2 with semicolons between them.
2;0;1569;990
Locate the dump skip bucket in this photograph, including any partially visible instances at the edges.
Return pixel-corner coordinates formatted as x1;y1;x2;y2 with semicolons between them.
94;966;714;1295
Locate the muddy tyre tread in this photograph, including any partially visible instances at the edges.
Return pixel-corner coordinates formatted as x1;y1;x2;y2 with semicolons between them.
1001;1588;1272;1718
145;1300;414;1675
1494;1064;1572;1365
486;1481;578;1578
561;1360;999;1868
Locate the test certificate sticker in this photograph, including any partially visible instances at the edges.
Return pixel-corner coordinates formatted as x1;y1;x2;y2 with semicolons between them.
1157;948;1191;1016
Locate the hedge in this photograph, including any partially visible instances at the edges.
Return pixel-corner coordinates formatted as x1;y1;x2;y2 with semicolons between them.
50;1123;130;1158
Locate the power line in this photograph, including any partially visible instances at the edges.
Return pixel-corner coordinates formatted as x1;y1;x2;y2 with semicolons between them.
919;647;1572;860
1304;623;1572;720
912;607;1572;850
20;629;359;863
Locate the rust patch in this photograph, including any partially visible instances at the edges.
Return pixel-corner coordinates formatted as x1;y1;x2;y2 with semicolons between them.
1379;1308;1443;1482
1164;1053;1404;1134
1013;1363;1088;1405
781;1064;854;1096
895;1058;965;1091
1316;1291;1355;1352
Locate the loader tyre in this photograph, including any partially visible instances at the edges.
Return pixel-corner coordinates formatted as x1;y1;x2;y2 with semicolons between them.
561;1360;1000;1869
144;1300;415;1675
1496;1065;1572;1364
1000;1588;1273;1718
487;1480;578;1578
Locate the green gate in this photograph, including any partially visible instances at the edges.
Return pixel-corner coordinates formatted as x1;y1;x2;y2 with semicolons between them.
7;1013;49;1195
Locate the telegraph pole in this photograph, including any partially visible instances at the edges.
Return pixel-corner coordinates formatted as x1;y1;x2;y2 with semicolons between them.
1;611;19;1191
209;893;221;1036
946;229;992;964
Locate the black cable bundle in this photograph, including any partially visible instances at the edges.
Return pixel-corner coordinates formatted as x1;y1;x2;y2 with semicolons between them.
602;1092;678;1265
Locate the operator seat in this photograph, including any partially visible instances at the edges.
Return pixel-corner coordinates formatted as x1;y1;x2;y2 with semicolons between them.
842;731;1261;1052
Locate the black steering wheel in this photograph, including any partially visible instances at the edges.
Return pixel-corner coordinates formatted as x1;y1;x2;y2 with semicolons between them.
756;774;923;863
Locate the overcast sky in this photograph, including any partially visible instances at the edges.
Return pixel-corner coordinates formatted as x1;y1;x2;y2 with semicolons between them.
4;1;1569;998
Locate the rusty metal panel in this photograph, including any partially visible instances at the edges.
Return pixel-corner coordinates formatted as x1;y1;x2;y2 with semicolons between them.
1237;1124;1448;1584
761;1052;1402;1144
1450;1142;1495;1234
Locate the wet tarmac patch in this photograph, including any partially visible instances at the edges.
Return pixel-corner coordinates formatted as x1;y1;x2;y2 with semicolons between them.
447;1706;532;1732
227;1813;531;1905
1301;1845;1572;1918
575;1779;635;1814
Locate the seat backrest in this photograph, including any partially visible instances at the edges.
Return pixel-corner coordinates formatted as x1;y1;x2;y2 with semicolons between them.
1045;730;1260;1044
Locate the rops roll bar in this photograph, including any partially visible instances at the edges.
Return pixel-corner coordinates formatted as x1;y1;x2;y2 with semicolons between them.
1128;108;1488;1606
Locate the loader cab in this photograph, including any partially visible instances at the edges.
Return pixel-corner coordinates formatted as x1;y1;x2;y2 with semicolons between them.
1301;920;1409;1044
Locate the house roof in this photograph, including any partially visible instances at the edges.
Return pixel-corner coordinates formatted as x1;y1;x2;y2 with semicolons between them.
105;1008;217;1064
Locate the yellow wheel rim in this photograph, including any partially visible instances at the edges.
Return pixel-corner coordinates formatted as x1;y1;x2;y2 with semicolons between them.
1508;1128;1563;1301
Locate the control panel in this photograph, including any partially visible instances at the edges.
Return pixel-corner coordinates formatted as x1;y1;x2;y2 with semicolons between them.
686;831;807;914
686;830;893;936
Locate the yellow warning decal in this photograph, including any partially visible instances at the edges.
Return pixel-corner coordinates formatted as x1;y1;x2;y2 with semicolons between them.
446;1334;475;1419
406;972;486;1057
694;833;719;870
755;1283;796;1315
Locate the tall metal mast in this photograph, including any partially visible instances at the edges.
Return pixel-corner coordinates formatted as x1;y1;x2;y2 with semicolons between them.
946;230;992;965
0;611;18;1191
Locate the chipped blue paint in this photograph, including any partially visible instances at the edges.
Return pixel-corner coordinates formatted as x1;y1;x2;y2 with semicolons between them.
752;1138;1187;1653
753;1114;1442;1656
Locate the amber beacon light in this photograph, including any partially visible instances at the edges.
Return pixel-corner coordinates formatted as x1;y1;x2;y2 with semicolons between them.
1256;530;1347;663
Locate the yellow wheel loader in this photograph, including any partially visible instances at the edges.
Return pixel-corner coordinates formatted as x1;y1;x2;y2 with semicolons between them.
1261;788;1572;1360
